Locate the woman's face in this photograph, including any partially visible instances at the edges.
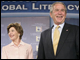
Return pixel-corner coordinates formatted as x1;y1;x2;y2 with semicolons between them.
8;27;20;41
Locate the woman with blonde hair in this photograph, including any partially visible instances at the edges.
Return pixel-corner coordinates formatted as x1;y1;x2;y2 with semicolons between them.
1;23;33;59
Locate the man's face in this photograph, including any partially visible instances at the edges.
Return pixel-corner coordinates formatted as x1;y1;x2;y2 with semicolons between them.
50;3;67;25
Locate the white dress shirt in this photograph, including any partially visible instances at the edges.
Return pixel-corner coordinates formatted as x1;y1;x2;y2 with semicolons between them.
52;23;65;42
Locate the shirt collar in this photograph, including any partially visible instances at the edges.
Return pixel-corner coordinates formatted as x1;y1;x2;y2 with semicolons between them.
10;40;24;46
53;22;65;29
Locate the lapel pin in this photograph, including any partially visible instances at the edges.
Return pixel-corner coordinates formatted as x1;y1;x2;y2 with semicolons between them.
66;29;68;31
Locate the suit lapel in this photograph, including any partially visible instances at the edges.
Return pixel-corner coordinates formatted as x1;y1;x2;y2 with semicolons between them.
47;26;55;56
56;23;70;56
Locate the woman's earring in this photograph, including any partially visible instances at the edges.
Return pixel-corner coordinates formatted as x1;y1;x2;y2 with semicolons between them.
19;34;20;37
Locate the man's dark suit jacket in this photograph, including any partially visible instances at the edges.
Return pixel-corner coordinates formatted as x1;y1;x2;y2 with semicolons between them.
37;23;79;59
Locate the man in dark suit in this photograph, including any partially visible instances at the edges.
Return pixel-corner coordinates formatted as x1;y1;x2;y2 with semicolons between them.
37;2;79;59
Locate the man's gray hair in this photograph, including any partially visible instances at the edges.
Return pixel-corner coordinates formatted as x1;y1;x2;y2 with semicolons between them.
50;2;67;13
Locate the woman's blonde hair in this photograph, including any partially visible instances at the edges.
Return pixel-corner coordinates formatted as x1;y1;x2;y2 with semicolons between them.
7;23;23;39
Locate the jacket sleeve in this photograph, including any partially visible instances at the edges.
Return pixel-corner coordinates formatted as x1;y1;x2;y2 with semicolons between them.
37;32;45;59
75;26;79;59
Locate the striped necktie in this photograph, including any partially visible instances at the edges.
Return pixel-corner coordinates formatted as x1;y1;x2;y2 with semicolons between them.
53;25;60;55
